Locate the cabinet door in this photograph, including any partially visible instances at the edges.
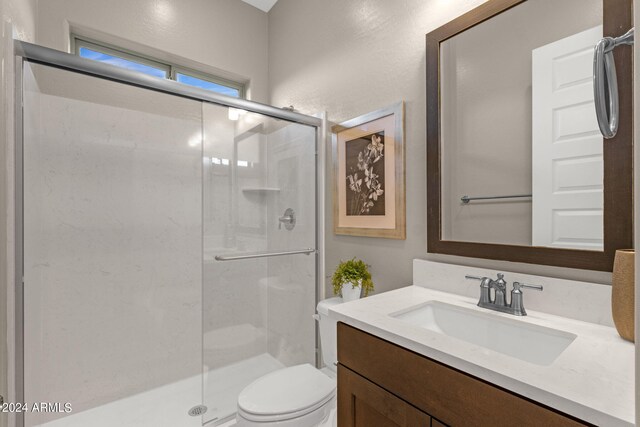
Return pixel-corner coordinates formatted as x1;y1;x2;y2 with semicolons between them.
338;365;431;427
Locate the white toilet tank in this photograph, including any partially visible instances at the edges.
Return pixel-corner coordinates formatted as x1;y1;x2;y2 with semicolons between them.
316;298;342;372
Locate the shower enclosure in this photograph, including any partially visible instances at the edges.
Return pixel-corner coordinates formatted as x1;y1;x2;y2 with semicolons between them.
15;41;323;427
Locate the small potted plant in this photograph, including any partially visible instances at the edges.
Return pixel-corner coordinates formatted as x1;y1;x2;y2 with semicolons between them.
332;258;374;302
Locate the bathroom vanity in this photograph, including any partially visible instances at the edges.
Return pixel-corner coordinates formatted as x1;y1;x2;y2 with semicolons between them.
338;323;586;426
330;260;635;427
392;0;637;421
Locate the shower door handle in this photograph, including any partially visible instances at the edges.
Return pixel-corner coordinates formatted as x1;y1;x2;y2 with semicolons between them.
214;248;315;261
593;27;634;139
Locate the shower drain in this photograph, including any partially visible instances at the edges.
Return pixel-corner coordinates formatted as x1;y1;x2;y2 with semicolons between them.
188;405;208;417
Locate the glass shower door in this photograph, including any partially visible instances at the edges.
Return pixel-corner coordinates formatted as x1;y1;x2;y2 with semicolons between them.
22;62;204;427
202;105;317;425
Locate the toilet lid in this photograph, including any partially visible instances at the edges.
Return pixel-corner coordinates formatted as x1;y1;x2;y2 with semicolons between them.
238;364;336;420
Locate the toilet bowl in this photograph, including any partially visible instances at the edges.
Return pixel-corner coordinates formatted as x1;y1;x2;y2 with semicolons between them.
235;298;343;427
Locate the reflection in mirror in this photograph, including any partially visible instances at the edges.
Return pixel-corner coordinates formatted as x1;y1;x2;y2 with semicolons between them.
440;0;603;251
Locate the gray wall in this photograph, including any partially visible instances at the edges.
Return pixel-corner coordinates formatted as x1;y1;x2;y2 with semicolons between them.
268;0;612;295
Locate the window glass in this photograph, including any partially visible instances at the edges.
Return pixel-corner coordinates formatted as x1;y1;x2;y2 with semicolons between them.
176;72;241;98
74;37;245;98
79;47;168;79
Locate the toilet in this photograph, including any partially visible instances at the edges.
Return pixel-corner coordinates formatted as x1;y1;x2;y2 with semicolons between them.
235;298;343;427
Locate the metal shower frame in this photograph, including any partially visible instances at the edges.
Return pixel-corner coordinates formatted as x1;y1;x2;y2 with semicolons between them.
12;39;326;427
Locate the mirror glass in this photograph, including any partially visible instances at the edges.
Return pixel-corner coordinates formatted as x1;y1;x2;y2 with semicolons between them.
440;0;603;251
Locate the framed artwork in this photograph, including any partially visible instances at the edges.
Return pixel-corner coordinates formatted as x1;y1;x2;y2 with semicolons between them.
332;102;405;239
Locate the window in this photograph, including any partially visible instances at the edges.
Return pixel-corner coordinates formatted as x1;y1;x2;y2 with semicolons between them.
175;71;240;98
72;36;245;98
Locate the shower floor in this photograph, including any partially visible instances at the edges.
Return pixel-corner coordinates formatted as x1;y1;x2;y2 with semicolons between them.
36;353;284;427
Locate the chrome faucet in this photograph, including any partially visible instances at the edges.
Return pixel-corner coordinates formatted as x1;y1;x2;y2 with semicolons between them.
490;273;507;306
465;273;543;316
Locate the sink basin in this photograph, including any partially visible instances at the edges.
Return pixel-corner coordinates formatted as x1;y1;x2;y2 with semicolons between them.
390;301;576;366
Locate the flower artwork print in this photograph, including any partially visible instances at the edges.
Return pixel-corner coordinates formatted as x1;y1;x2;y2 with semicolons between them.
345;131;385;216
333;102;404;239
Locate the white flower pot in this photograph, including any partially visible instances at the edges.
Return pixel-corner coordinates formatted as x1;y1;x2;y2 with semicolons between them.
341;281;362;302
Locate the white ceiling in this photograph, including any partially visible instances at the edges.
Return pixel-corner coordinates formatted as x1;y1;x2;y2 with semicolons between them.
240;0;278;12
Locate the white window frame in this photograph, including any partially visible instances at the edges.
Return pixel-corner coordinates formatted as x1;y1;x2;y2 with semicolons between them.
71;35;246;98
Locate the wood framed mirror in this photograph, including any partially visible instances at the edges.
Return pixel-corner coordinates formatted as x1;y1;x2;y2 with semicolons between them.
426;0;633;271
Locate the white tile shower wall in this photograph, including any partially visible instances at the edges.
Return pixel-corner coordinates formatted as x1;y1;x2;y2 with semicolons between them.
265;123;317;367
22;63;203;425
413;259;613;326
203;104;268;372
202;258;268;369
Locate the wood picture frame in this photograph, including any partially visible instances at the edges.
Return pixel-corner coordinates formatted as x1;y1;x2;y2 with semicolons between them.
426;0;633;271
332;102;406;239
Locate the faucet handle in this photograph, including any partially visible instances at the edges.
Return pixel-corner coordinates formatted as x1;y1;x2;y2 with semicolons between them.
512;282;543;292
510;282;542;316
465;275;493;287
466;275;492;305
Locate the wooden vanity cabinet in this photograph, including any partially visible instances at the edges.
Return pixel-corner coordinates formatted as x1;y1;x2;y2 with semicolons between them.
337;323;591;427
338;365;432;426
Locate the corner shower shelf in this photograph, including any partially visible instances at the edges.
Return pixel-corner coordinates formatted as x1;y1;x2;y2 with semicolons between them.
241;187;281;193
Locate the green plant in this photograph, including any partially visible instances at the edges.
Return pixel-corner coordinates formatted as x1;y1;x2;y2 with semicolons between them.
332;258;374;297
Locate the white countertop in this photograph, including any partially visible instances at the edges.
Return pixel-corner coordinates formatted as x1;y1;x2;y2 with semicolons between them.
329;286;635;427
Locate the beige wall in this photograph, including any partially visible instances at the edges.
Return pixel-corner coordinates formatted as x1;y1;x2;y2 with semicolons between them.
1;0;37;42
1;0;37;425
268;0;612;295
441;0;601;246
4;0;35;41
36;0;269;102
